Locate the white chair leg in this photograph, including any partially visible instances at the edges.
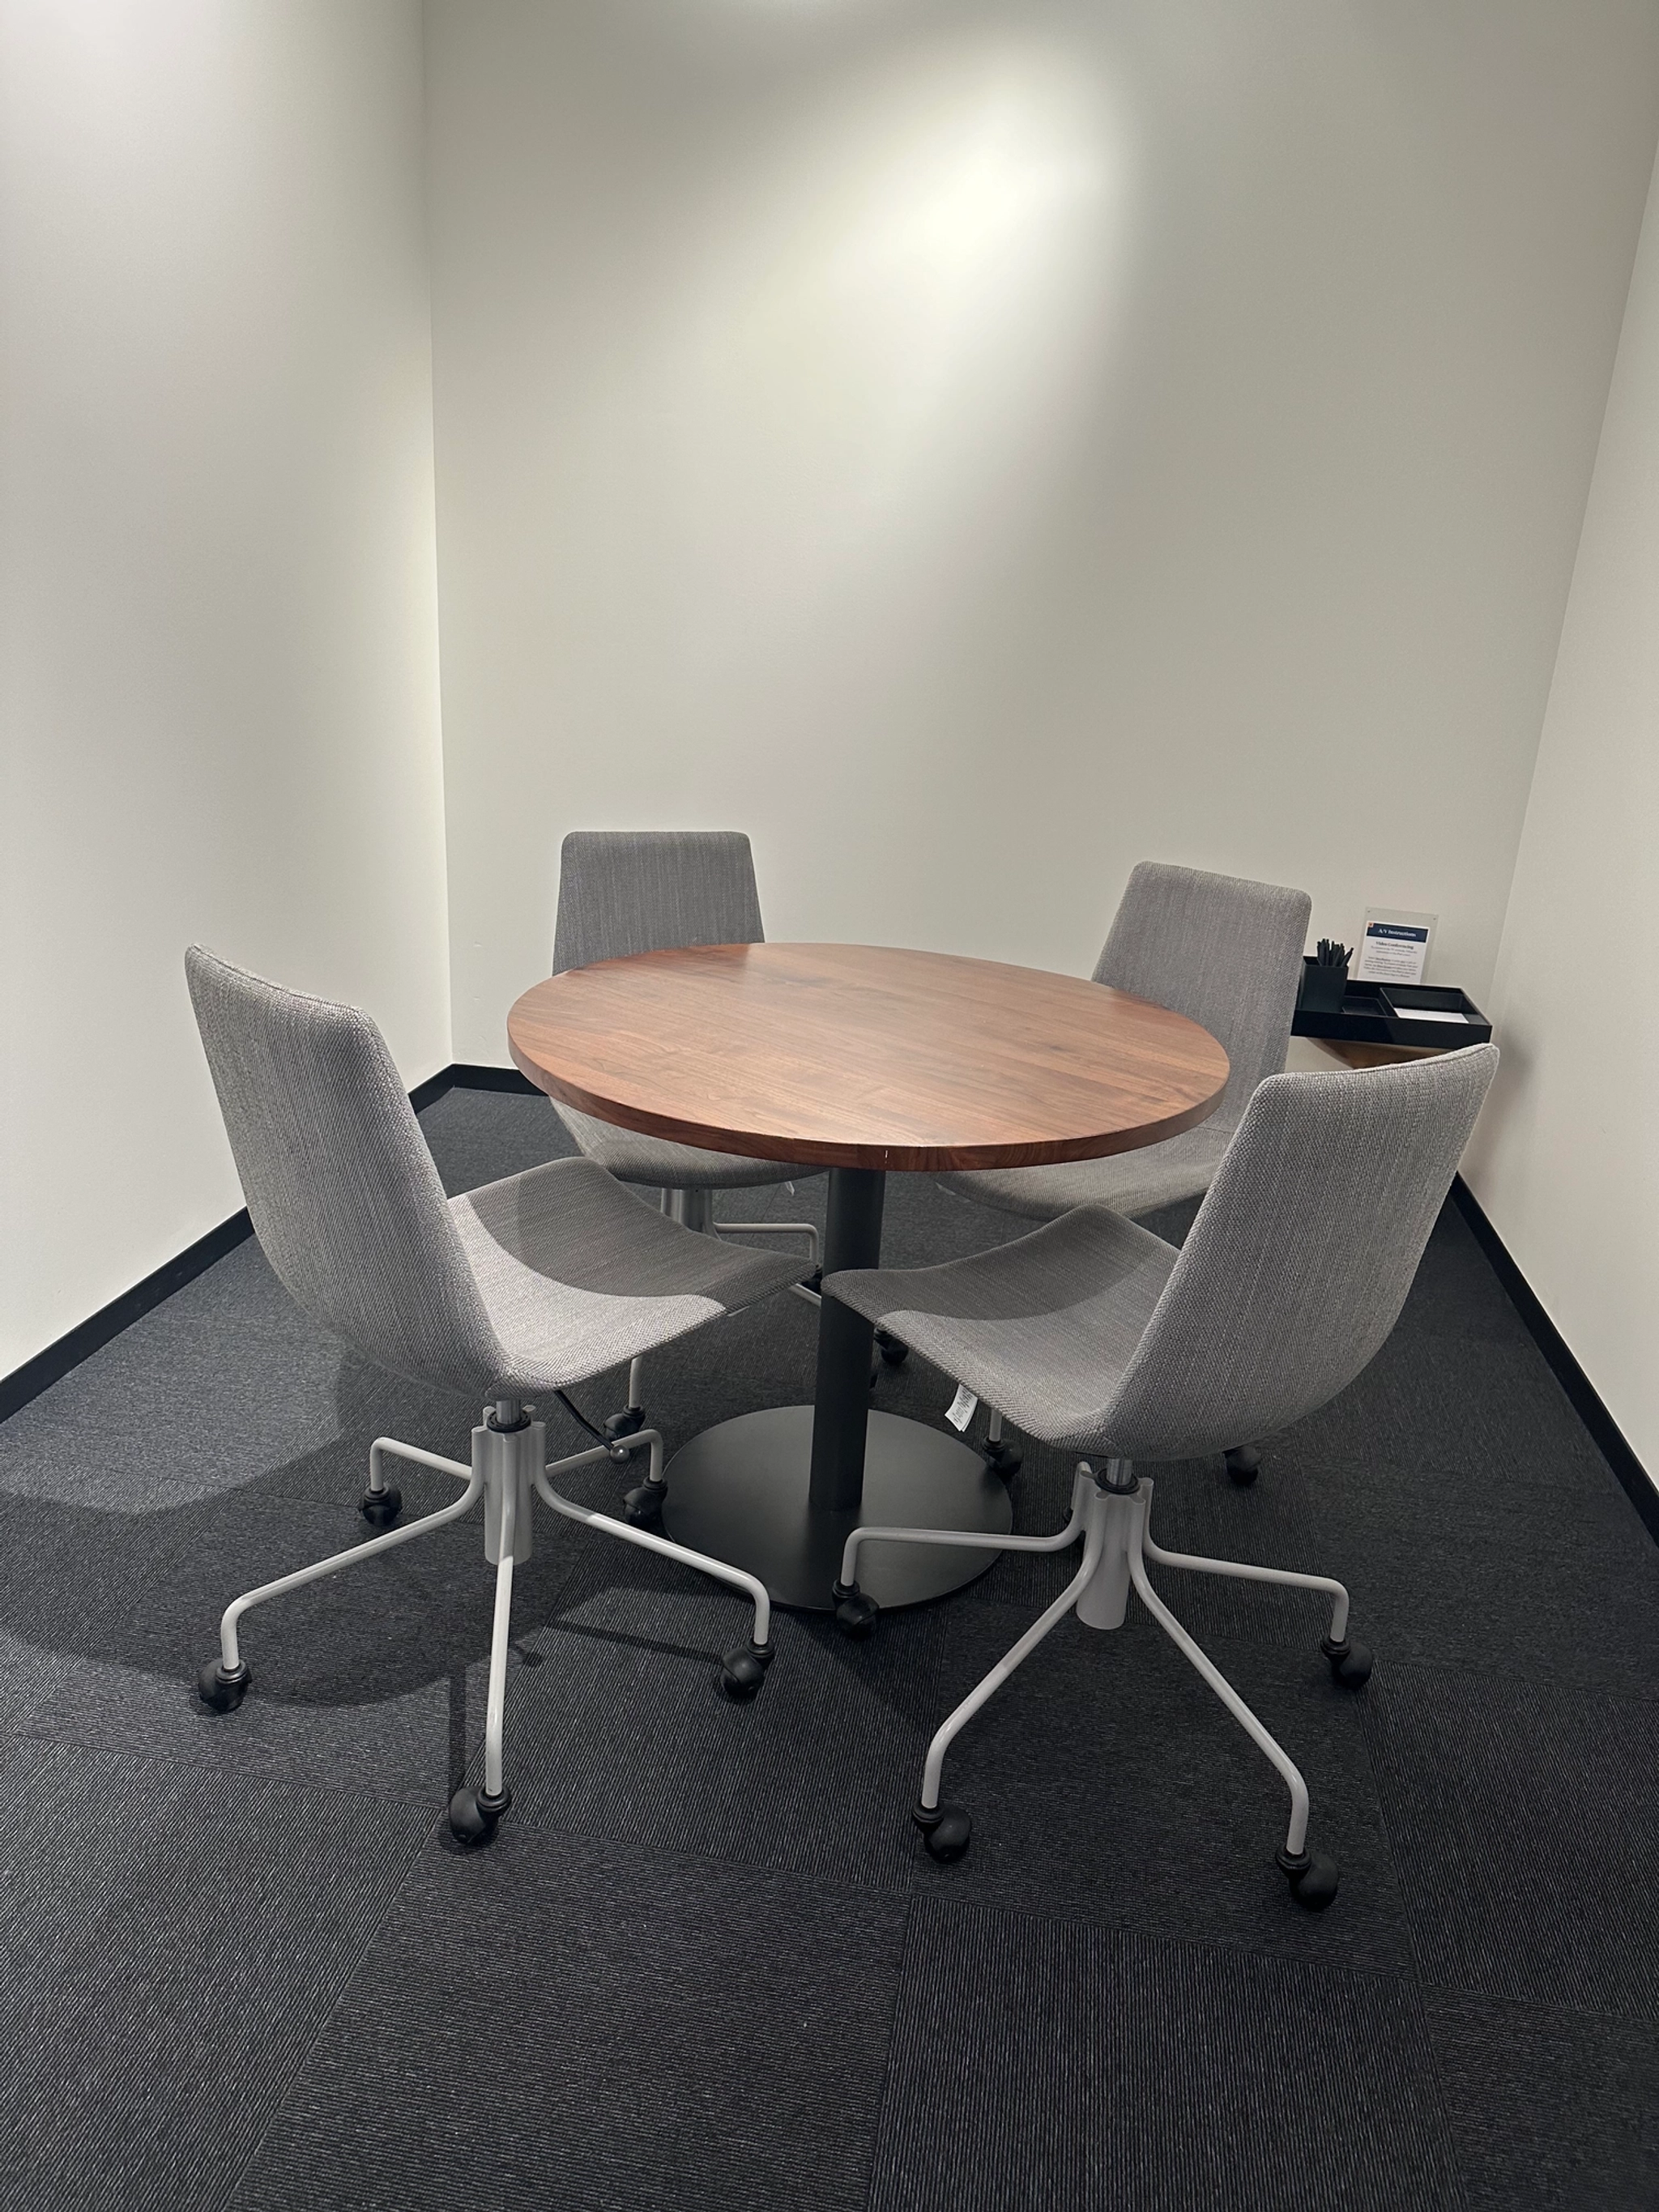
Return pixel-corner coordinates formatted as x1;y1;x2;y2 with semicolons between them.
1126;1481;1338;1909
913;1511;1108;1862
448;1402;540;1845
1141;1497;1371;1683
981;1404;1021;1479
832;1464;1093;1633
198;1438;481;1710
715;1217;821;1268
534;1428;776;1698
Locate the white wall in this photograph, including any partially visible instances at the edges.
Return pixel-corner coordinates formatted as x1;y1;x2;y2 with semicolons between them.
424;0;1659;1064
0;2;450;1375
1463;142;1659;1485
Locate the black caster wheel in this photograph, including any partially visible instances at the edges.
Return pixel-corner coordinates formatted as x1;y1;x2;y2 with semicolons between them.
622;1481;665;1526
913;1800;972;1864
449;1784;511;1846
359;1485;402;1529
197;1659;249;1712
1277;1847;1339;1910
1321;1635;1373;1688
983;1440;1023;1480
1224;1445;1260;1485
876;1329;909;1367
604;1407;645;1443
832;1582;881;1639
719;1639;774;1701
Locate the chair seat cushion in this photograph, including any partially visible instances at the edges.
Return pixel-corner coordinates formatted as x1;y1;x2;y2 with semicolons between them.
825;1206;1178;1451
555;1105;821;1191
451;1157;806;1392
940;1121;1231;1224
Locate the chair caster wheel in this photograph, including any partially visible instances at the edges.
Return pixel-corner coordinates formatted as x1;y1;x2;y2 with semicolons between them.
983;1440;1022;1479
197;1659;249;1712
449;1784;510;1846
832;1583;881;1639
1321;1635;1373;1687
359;1485;402;1528
1224;1445;1260;1485
913;1801;972;1863
622;1481;665;1526
604;1407;645;1442
1277;1847;1339;1910
719;1640;774;1700
876;1329;909;1366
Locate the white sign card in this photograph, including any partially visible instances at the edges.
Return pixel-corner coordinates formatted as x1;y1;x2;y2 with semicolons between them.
1354;908;1435;987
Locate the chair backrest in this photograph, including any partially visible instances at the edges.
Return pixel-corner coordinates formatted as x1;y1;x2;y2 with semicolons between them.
185;947;500;1396
552;830;766;975
1095;863;1311;1130
1100;1044;1498;1460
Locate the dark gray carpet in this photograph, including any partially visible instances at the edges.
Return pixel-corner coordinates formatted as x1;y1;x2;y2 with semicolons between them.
0;1085;1653;2210
234;1827;909;2212
0;1743;432;2210
868;1899;1464;2212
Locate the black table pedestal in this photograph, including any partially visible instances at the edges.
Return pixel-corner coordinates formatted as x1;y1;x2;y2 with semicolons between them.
659;1166;1011;1611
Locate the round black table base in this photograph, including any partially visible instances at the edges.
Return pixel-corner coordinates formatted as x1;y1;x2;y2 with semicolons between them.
660;1406;1013;1612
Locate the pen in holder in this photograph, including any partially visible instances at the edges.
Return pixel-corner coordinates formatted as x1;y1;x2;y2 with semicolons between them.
1299;939;1352;1016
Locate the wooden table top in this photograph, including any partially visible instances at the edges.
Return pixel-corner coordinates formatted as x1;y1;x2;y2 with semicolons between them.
507;942;1229;1174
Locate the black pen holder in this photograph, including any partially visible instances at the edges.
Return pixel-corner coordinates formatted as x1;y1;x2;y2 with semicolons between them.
1299;958;1349;1015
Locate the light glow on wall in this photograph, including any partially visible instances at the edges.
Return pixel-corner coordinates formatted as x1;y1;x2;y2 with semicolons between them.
560;32;1131;677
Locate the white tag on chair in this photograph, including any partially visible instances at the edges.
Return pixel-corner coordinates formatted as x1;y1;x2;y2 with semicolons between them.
945;1383;978;1432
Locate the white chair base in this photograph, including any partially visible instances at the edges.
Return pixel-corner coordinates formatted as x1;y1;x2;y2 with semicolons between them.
834;1463;1372;1910
197;1402;776;1847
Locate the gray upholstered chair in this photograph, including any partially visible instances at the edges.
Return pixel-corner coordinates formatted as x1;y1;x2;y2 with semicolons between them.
942;861;1311;1484
549;830;835;1441
185;947;804;1848
827;1045;1498;1910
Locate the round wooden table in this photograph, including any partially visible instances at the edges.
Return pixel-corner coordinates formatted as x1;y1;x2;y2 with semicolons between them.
507;943;1229;1610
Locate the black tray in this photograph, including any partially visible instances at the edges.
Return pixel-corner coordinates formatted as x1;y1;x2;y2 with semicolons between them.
1293;968;1492;1050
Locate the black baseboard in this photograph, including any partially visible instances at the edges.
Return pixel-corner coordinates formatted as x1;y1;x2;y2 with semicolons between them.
449;1062;540;1096
0;1208;257;1427
1452;1175;1658;1542
408;1066;458;1113
0;1060;516;1428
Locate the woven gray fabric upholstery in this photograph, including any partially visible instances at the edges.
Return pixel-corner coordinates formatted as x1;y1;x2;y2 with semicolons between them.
551;830;766;976
828;1208;1179;1445
186;948;802;1399
829;1046;1498;1462
549;829;819;1191
451;1157;802;1387
942;862;1311;1222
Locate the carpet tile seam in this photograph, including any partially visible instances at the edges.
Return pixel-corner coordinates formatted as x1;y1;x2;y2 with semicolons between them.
896;1881;1431;2005
855;1894;919;2212
1409;1971;1659;2031
442;1774;936;1913
1353;1677;1477;2212
215;1808;445;2212
1;1730;447;1831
